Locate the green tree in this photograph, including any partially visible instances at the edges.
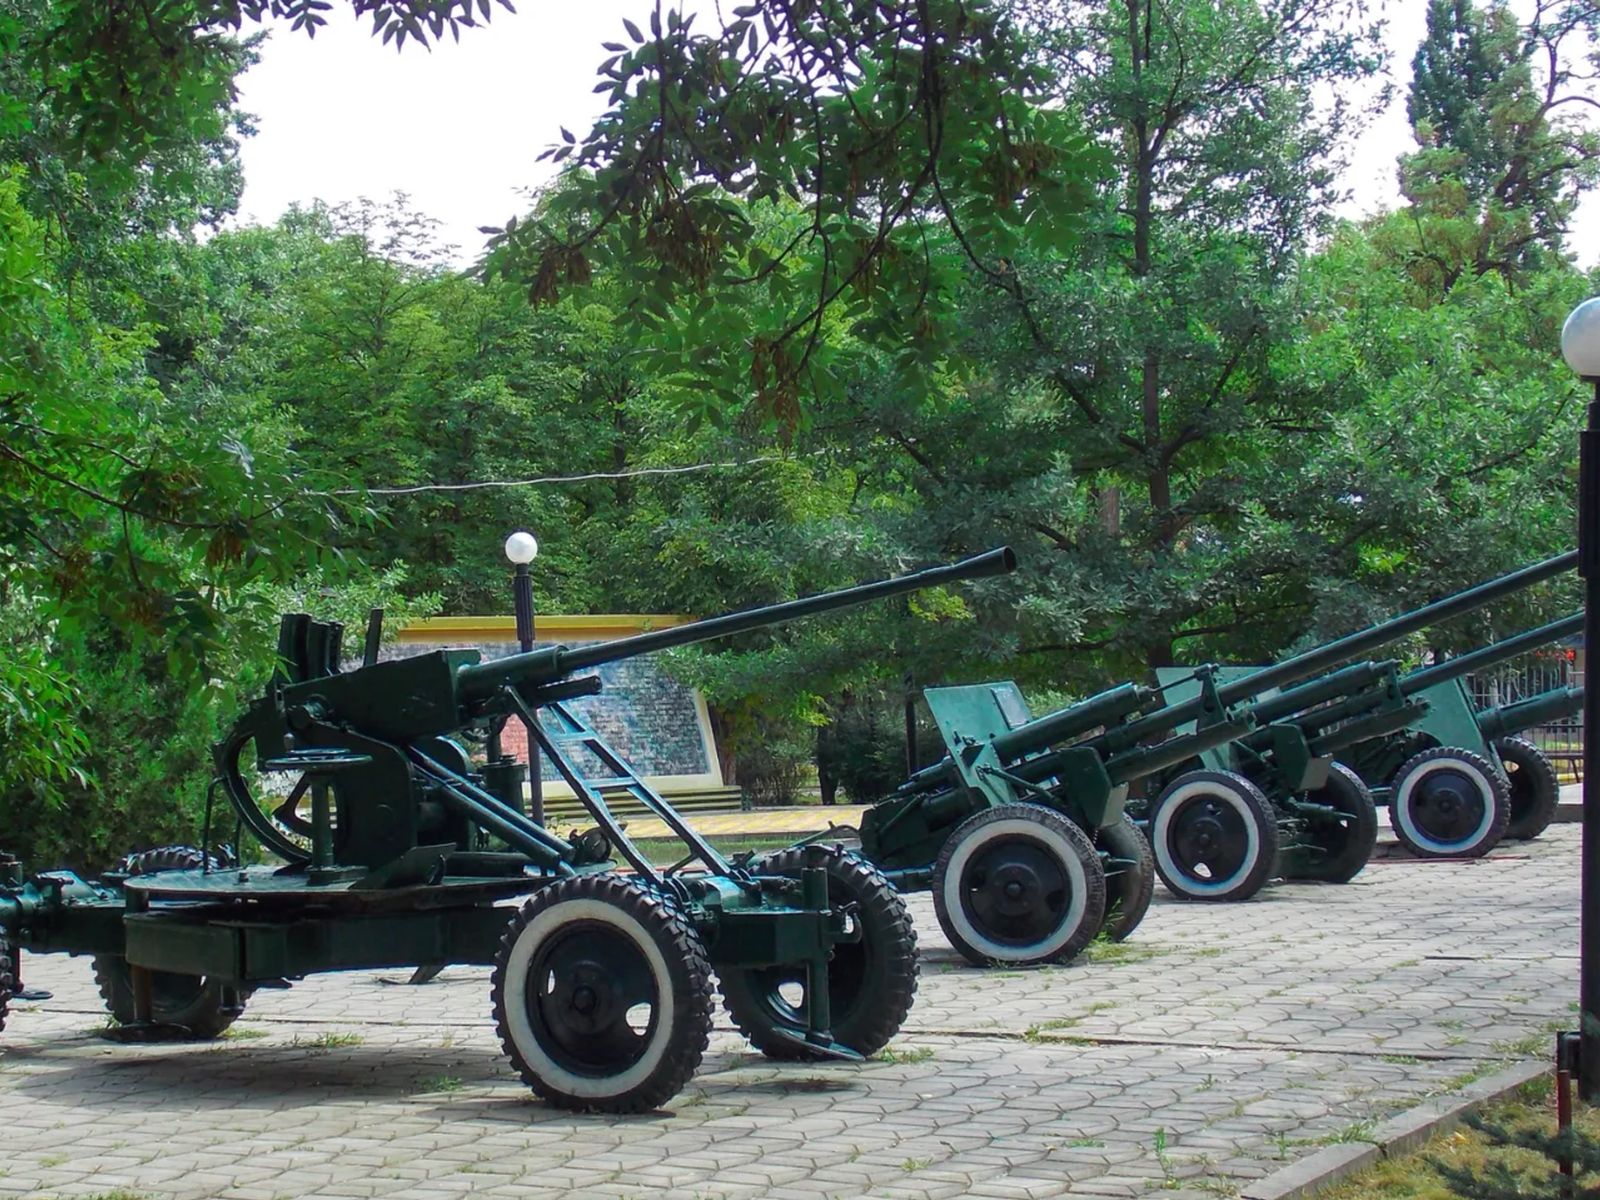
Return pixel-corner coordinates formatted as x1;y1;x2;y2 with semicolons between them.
1401;0;1600;280
1409;0;1499;194
485;1;1100;428
816;0;1389;678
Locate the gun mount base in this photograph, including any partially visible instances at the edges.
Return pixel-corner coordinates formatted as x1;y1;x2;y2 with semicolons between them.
720;847;917;1061
1280;763;1379;884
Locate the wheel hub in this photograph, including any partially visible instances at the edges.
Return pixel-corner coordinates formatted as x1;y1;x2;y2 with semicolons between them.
989;863;1041;915
1412;771;1485;842
527;923;658;1075
1169;798;1248;882
961;835;1071;946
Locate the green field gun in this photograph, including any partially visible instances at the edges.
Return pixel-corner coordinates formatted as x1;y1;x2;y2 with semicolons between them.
844;667;1257;967
1337;611;1583;853
1129;552;1576;901
0;546;1014;1113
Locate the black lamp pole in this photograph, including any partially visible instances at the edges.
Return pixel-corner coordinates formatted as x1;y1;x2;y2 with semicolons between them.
512;557;543;826
1561;296;1600;1103
1581;372;1600;1100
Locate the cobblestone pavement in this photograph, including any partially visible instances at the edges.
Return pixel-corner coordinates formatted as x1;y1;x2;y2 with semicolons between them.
2;830;1577;1200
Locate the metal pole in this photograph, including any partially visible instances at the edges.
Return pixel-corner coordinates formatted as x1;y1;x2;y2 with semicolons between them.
513;561;544;825
1581;377;1600;1100
904;672;918;777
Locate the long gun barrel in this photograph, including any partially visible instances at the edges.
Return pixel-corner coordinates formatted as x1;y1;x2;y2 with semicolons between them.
1246;661;1396;726
1262;612;1582;739
1476;686;1585;741
1399;611;1583;695
458;547;1017;703
1214;551;1575;706
989;683;1156;761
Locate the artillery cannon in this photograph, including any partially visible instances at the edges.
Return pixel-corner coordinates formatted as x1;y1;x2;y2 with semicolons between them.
1338;611;1583;851
0;547;1014;1112
1130;552;1576;900
844;667;1256;966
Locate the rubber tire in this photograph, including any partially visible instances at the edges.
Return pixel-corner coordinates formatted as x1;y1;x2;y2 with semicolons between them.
932;804;1107;967
720;846;917;1061
1096;818;1155;942
0;936;13;1035
492;873;713;1113
1389;746;1511;860
1148;770;1279;903
1497;737;1560;841
93;846;251;1038
1284;763;1379;884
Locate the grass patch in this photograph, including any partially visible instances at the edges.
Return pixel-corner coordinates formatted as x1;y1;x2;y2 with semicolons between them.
875;1044;935;1065
1024;1017;1093;1042
418;1075;464;1094
292;1031;363;1050
1316;1078;1578;1200
221;1026;270;1041
1493;1023;1565;1059
1436;1062;1500;1095
1317;1119;1379;1145
1082;939;1170;966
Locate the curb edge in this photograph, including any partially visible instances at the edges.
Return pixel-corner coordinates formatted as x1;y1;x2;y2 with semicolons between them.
1239;1060;1551;1200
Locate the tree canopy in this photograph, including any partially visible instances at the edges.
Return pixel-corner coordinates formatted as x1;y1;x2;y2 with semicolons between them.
0;0;1597;860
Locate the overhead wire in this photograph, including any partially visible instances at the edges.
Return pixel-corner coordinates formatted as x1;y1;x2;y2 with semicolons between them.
339;450;828;496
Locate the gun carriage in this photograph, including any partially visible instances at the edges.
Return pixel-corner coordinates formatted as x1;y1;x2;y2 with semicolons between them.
843;668;1256;967
1131;553;1577;901
0;547;1014;1112
1337;611;1583;851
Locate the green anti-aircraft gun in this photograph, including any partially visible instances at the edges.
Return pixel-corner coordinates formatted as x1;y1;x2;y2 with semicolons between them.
1131;552;1576;900
0;547;1014;1113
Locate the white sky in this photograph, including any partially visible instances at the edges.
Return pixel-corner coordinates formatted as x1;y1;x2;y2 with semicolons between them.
231;0;1597;266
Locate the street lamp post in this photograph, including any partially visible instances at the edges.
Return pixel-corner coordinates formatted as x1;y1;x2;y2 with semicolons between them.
504;530;543;825
1563;297;1600;1101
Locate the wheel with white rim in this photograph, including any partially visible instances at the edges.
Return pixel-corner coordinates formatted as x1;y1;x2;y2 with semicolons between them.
1496;737;1560;841
1389;746;1509;860
932;804;1106;967
1281;762;1378;884
492;873;713;1113
1096;817;1155;942
1149;770;1278;902
719;846;917;1060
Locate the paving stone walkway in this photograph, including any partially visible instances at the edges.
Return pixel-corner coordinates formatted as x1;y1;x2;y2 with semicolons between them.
1;829;1578;1200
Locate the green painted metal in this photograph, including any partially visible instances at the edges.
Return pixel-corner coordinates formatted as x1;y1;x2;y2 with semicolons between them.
1210;551;1576;706
1477;687;1584;741
1334;612;1583;795
0;548;1014;1108
1143;556;1579;808
857;670;1251;884
1400;612;1583;696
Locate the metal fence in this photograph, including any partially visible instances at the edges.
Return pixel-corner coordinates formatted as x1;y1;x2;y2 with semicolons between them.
1466;648;1584;779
